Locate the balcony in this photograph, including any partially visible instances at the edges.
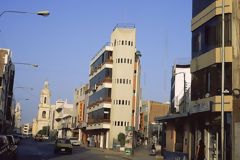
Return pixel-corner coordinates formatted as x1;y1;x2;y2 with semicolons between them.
88;118;110;125
88;97;111;109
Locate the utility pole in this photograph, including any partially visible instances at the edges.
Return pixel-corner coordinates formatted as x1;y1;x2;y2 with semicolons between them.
221;0;225;159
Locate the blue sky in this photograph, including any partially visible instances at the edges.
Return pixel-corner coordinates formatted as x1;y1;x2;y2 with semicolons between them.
0;0;192;124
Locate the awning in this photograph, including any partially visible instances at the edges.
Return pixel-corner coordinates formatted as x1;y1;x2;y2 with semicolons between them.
155;113;188;122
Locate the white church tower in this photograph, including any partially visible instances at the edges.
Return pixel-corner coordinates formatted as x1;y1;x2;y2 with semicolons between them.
35;81;51;134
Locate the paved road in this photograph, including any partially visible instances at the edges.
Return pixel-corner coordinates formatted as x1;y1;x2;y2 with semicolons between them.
16;139;128;160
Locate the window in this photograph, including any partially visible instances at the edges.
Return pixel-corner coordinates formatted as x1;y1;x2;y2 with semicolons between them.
125;100;128;105
42;111;46;118
134;70;137;74
118;121;120;126
128;41;130;46
122;100;124;105
124;58;126;63
114;39;116;46
126;79;128;84
118;58;120;63
133;90;136;94
121;58;123;63
117;79;119;83
119;100;121;104
125;122;127;126
120;79;122;83
125;41;127;45
131;42;133;46
192;14;232;58
44;97;47;104
127;122;129;126
128;101;130;105
127;59;130;64
121;121;123;126
115;121;117;126
116;100;118;105
122;41;124;45
129;80;131;84
130;60;132;64
123;79;125;84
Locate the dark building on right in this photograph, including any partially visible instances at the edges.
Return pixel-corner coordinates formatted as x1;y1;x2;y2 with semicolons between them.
191;0;240;159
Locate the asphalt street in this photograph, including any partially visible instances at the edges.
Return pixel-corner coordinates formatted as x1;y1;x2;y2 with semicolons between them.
16;139;128;160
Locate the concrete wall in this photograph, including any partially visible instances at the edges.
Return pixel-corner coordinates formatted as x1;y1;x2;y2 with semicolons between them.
166;122;176;152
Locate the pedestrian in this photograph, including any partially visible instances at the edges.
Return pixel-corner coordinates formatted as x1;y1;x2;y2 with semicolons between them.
87;136;90;147
195;139;205;160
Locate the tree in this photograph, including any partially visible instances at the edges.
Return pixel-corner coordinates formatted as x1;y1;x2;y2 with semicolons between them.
118;132;125;147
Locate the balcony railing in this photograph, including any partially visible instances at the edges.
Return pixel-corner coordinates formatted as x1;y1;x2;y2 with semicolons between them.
87;118;110;124
88;97;111;108
89;57;113;76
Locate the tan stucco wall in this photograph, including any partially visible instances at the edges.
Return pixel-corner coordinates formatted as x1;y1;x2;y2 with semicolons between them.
166;122;176;152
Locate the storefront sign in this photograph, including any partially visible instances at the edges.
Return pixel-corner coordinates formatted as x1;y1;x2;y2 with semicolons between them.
190;101;211;114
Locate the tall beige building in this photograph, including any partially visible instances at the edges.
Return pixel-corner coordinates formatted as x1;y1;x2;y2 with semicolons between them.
86;24;141;149
32;81;51;136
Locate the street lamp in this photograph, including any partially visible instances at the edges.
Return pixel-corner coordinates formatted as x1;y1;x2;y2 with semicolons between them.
13;62;39;68
0;10;50;17
173;72;186;113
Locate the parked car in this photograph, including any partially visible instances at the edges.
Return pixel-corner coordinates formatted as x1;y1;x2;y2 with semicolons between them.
42;135;49;140
0;135;10;160
34;134;43;142
70;137;81;146
54;138;72;154
12;135;21;145
6;135;17;159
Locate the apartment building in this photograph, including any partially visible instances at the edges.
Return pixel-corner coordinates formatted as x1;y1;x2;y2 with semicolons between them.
156;1;240;159
190;0;237;159
22;123;32;136
86;24;141;149
0;48;15;134
170;64;191;113
54;99;73;138
73;84;89;145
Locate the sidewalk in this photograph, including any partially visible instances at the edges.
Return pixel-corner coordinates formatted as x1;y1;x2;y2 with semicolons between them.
84;145;164;160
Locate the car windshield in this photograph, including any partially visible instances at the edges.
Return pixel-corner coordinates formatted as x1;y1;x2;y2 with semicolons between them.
57;139;71;144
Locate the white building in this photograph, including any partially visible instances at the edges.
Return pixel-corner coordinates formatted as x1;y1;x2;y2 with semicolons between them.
14;102;21;133
54;99;73;138
22;123;32;136
86;24;141;149
170;64;191;113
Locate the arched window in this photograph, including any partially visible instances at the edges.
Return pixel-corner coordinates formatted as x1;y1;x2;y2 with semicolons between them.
44;97;47;104
42;111;46;118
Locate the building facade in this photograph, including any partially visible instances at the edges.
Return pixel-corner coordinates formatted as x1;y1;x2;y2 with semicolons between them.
73;84;89;145
54;99;73;138
170;64;191;113
0;48;15;134
14;102;21;134
22;123;32;136
139;100;169;140
157;1;238;160
86;24;141;149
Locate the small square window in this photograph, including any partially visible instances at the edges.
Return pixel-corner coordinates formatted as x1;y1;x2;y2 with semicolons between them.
122;41;124;45
128;41;130;46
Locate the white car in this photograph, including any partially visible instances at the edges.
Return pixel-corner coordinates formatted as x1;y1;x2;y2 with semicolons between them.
69;137;80;146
